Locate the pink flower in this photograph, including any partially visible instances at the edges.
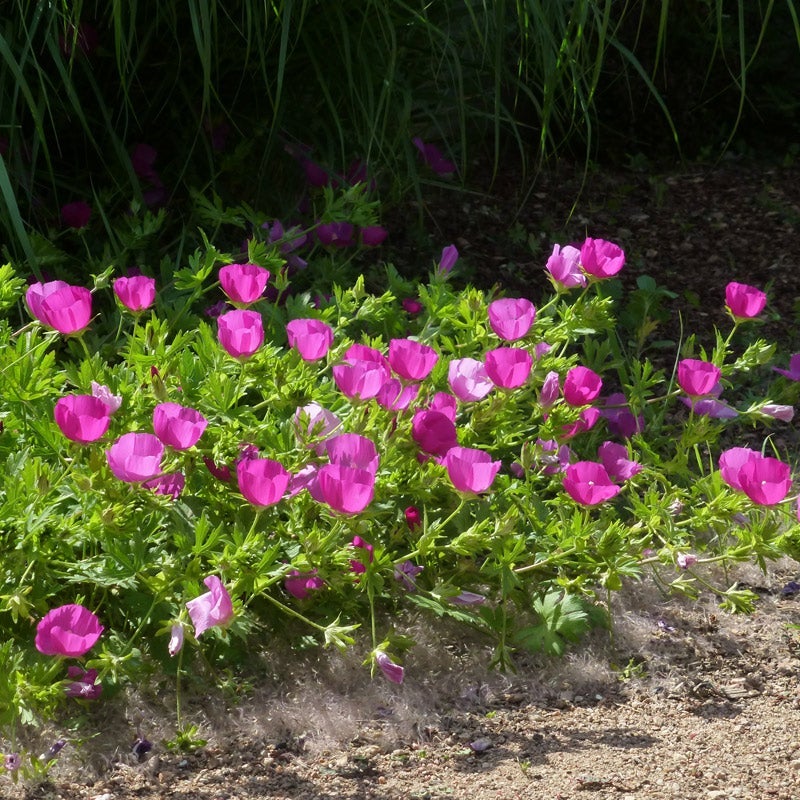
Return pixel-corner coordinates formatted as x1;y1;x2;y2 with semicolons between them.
430;392;458;422
561;406;600;438
680;395;738;419
389;338;439;381
153;402;207;450
168;623;185;656
487;298;536;341
402;298;423;315
676;552;698;570
286;318;334;361
113;275;156;312
448;358;494;402
35;604;104;657
546;244;585;288
360;226;388;247
143;471;185;499
219;263;270;305
91;382;122;413
54;395;111;443
350;535;375;573
333;345;391;400
318;464;375;514
412;137;456;175
316;221;354;247
598;441;642;481
217;309;264;359
760;404;795;422
376;379;420;411
106;432;164;482
738;456;792;505
580;238;625;278
236;457;290;507
599;393;644;438
294;403;341;453
562;462;621;505
444;446;501;494
539;370;561;409
412;409;458;457
484;347;533;389
677;359;721;398
203;456;232;483
186;575;234;637
405;506;422;530
438;244;459;273
725;281;767;320
534;438;571;475
288;463;323;500
61;201;91;229
285;569;324;599
394;560;423;591
326;433;380;474
26;280;92;335
563;366;603;406
719;447;759;491
375;650;405;684
773;353;800;381
65;667;102;699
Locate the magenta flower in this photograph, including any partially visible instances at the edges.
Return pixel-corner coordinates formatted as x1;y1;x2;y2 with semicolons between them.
35;604;104;657
394;560;423;591
725;281;767;320
448;357;494;402
186;575;234;637
143;471;185;499
319;464;375;514
412;409;458;457
360;225;388;247
719;447;759;491
203;456;232;483
444;446;501;494
484;347;533;389
286;318;334;361
285;569;324;599
106;432;164;482
533;439;572;475
428;391;457;421
237;457;290;507
54;395;111;443
375;650;405;684
26;280;92;335
294;402;341;453
488;297;536;341
402;298;423;315
580;237;625;279
288;463;322;500
91;382;122;413
438;244;459;273
376;378;420;411
563;366;603;406
389;338;439;381
217;309;264;359
738;456;792;505
546;244;585;289
316;221;354;247
599;393;644;438
153;402;208;450
113;275;156;313
561;406;600;439
333;361;389;401
61;201;91;229
350;535;375;573
598;441;642;481
326;433;380;474
679;395;738;419
562;462;621;506
405;506;422;530
412;137;456;175
539;370;561;409
773;353;800;381
65;667;102;699
219;263;270;306
677;358;721;398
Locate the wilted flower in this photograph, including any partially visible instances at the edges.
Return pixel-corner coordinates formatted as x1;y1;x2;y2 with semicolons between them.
598;441;642;481
376;379;420;411
599;393;644;438
326;433;380;474
316;221;354;247
35;604;104;657
350;535;375;573
539;370;561;409
143;471;185;500
561;407;600;439
65;667;102;699
676;552;698;570
186;575;234;637
449;590;486;606
759;403;794;422
374;650;405;684
360;225;388;247
294;402;341;454
3;753;21;772
394;561;423;591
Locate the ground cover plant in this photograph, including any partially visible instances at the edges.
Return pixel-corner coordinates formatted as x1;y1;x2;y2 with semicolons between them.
1;196;799;781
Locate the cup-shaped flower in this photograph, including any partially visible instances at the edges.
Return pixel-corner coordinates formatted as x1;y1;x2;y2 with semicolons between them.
333;360;389;401
488;297;536;341
402;298;423;314
360;225;388;247
448;358;494;402
143;471;185;499
186;575;234;637
286;318;334;361
405;506;422;530
375;650;404;684
444;446;501;494
677;359;721;398
61;201;91;229
65;667;102;699
438;244;459;273
725;281;767;320
561;406;600;439
580;237;625;278
377;379;420;411
389;338;439;381
217;309;264;359
285;570;324;599
563;366;603;406
412;410;458;457
738;456;792;505
294;402;341;453
484;347;533;390
54;395;111;443
546;244;585;288
430;391;458;422
316;221;354;248
153;402;207;450
719;447;759;491
539;370;561;409
219;263;270;305
318;464;375;514
35;604;104;657
26;280;92;335
773;353;800;381
598;441;642;481
91;382;122;414
237;457;290;507
113;275;156;313
326;433;380;474
562;462;621;506
106;432;164;482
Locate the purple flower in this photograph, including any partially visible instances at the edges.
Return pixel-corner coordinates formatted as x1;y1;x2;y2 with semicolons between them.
168;623;184;657
4;753;21;772
412;137;456;175
676;552;697;569
773;353;800;381
438;244;459;274
186;575;234;637
546;244;585;289
65;667;102;699
284;569;324;599
375;650;405;684
394;561;423;591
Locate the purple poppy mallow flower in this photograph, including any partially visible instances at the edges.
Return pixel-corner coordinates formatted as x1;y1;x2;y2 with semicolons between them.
539;371;561;409
106;432;164;482
374;650;405;684
54;395;111;443
563;366;603;406
438;244;459;274
412;409;458;457
676;552;698;570
759;403;795;422
294;402;341;454
65;667;102;700
237;457;291;507
186;575;234;637
773;353;800;381
388;338;439;382
484;347;533;390
562;461;621;506
719;447;759;491
168;623;185;657
738;455;792;506
360;225;388;247
405;505;422;530
580;237;625;279
444;446;502;494
143;471;185;500
598;441;642;482
677;359;721;398
725;281;767;320
599;393;644;439
394;561;423;591
448;358;493;402
350;535;375;573
412;137;456;175
449;590;486;606
534;438;571;475
217;309;265;359
35;604;104;657
113;275;156;313
546;243;586;289
429;391;458;422
326;433;380;475
26;280;92;335
286;318;334;361
487;297;536;341
285;569;324;599
91;382;122;414
219;263;270;306
319;464;375;515
153;403;208;450
61;201;92;229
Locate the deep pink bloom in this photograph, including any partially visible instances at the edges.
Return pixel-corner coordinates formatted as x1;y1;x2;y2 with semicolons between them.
438;244;459;273
350;535;375;573
143;471;185;499
131;143;158;179
65;667;102;699
402;298;423;315
375;650;405;684
487;297;536;341
186;575;234;637
677;359;721;398
539;371;561;409
534;341;552;359
294;403;341;454
286;318;334;361
563;366;603;406
285;569;324;599
561;407;601;439
546;244;585;288
484;347;533;389
153;402;207;450
333;346;391;400
203;456;232;483
219;263;270;306
35;604;103;657
54;395;111;443
738;456;792;505
113;275;156;313
217;309;264;359
316;221;354;247
719;447;759;491
61;201;91;229
91;382;122;414
106;432;164;482
600;393;644;438
360;226;388;247
448;358;493;401
444;446;501;494
26;280;92;334
412;137;456;175
580;238;625;278
236;457;290;507
405;506;422;530
376;378;420;410
562;461;621;505
326;433;380;474
725;281;767;319
388;338;439;381
288;464;323;500
412;410;458;457
773;353;800;381
598;441;642;481
318;464;375;514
